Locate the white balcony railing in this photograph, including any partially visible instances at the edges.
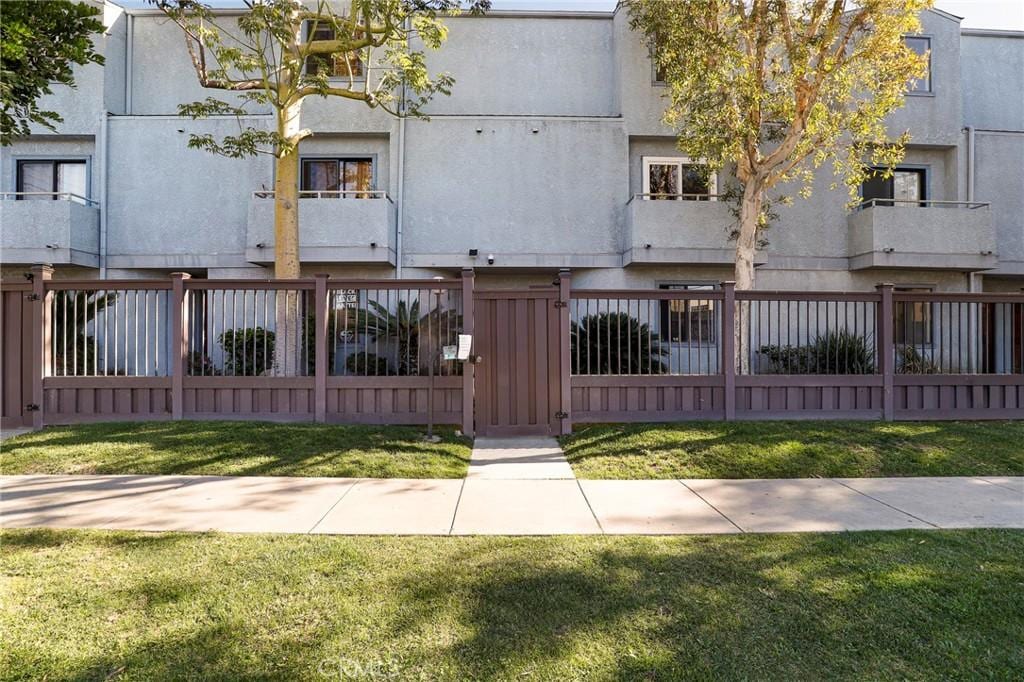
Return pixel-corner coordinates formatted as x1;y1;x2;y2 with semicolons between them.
1;191;99;206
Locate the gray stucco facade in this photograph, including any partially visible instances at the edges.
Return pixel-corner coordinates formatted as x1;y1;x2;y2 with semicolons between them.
2;3;1022;294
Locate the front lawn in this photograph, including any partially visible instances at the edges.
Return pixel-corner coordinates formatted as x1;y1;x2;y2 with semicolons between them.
0;421;471;479
562;421;1024;479
2;529;1022;679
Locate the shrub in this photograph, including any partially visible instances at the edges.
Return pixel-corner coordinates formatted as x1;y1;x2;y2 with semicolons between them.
571;312;668;374
345;351;391;376
218;327;275;376
897;344;939;374
758;330;875;374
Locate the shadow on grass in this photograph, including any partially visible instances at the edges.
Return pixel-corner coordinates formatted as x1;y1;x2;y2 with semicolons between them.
560;421;1024;478
1;421;473;478
3;530;1023;679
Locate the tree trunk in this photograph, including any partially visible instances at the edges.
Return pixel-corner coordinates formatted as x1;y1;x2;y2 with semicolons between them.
734;180;764;374
274;102;303;375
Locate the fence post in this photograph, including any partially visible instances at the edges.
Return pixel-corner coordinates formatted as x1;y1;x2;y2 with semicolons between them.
461;268;475;437
170;272;191;420
877;283;895;421
557;268;572;436
29;264;53;429
722;281;736;421
314;274;329;423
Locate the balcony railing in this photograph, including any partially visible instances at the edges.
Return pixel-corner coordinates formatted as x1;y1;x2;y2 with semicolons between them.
1;191;99;206
853;198;990;211
847;200;997;271
246;190;396;265
252;190;392;201
1;193;100;267
624;192;763;266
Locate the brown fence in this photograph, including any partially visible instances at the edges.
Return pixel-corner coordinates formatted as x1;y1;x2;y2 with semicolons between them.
2;266;1021;435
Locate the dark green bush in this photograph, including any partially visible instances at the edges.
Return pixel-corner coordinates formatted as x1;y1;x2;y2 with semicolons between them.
758;330;875;374
218;327;275;376
571;312;668;375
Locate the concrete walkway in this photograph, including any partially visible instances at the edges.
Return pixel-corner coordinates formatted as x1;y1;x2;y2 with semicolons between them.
2;474;1020;536
467;437;575;479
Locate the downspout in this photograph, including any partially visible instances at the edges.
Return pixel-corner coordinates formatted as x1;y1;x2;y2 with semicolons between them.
965;125;975;202
394;16;410;279
125;13;133;114
98;112;109;276
964;126;977;295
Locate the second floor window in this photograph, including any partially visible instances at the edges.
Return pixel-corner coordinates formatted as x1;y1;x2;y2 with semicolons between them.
642;157;716;200
861;167;925;208
904;36;932;93
660;284;718;344
300;158;373;198
305;24;364;79
16;159;87;202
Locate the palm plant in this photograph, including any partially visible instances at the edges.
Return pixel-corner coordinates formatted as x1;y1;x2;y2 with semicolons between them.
344;298;462;375
571;312;668;375
50;290;118;375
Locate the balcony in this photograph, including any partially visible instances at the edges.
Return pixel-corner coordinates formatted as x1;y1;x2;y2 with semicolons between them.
246;191;396;265
624;194;765;266
848;200;997;271
0;193;100;267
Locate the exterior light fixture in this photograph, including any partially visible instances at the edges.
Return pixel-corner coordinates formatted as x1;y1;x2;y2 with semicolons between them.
256;242;266;249
487;254;495;265
644;243;652;249
370;241;377;248
468;248;478;257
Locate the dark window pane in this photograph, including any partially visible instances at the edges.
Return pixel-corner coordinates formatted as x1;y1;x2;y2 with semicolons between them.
659;284;717;343
648;164;678;198
301;160;341;195
861;167;925;207
305;25;364;78
679;164;710;199
895;287;933;345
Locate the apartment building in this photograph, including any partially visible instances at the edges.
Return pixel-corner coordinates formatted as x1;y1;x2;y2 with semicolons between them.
2;3;1023;296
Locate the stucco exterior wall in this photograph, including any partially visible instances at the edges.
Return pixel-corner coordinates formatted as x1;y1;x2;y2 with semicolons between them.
961;33;1024;131
104;116;272;269
974;131;1024;275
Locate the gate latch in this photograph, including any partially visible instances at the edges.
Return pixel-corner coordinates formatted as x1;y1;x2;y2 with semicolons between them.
25;404;40;412
553;300;567;308
554;411;568;420
24;293;40;301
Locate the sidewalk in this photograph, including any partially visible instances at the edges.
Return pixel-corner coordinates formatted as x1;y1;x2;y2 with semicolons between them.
2;474;1020;535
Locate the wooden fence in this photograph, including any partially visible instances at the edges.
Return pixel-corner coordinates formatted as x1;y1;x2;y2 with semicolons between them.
1;265;1021;434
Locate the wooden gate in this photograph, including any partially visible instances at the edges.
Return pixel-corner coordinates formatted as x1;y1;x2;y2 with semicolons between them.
1;283;34;428
474;289;564;436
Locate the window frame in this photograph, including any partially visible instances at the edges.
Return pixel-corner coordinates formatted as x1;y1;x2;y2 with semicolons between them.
641;156;718;200
860;165;929;208
14;157;90;201
302;21;365;81
298;155;377;198
657;282;719;344
903;34;933;96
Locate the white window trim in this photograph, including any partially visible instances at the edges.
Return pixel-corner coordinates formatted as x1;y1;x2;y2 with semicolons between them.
641;156;718;200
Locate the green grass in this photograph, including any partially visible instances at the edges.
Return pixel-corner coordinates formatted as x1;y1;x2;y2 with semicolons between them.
2;529;1022;680
562;421;1024;479
0;421;471;479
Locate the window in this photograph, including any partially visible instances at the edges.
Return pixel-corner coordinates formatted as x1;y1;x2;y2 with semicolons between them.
300;158;373;198
304;24;363;79
642;157;716;200
16;160;87;202
660;284;717;343
895;286;933;346
861;167;925;208
904;36;931;93
651;33;667;83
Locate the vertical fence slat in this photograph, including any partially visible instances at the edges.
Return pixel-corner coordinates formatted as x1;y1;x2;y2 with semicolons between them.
722;281;736;421
461;269;475;437
171;273;190;420
558;269;572;435
877;283;895;421
314;274;328;423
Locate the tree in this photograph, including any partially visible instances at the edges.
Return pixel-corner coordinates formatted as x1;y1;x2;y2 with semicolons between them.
628;0;931;291
0;0;105;145
154;0;488;280
154;0;487;374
